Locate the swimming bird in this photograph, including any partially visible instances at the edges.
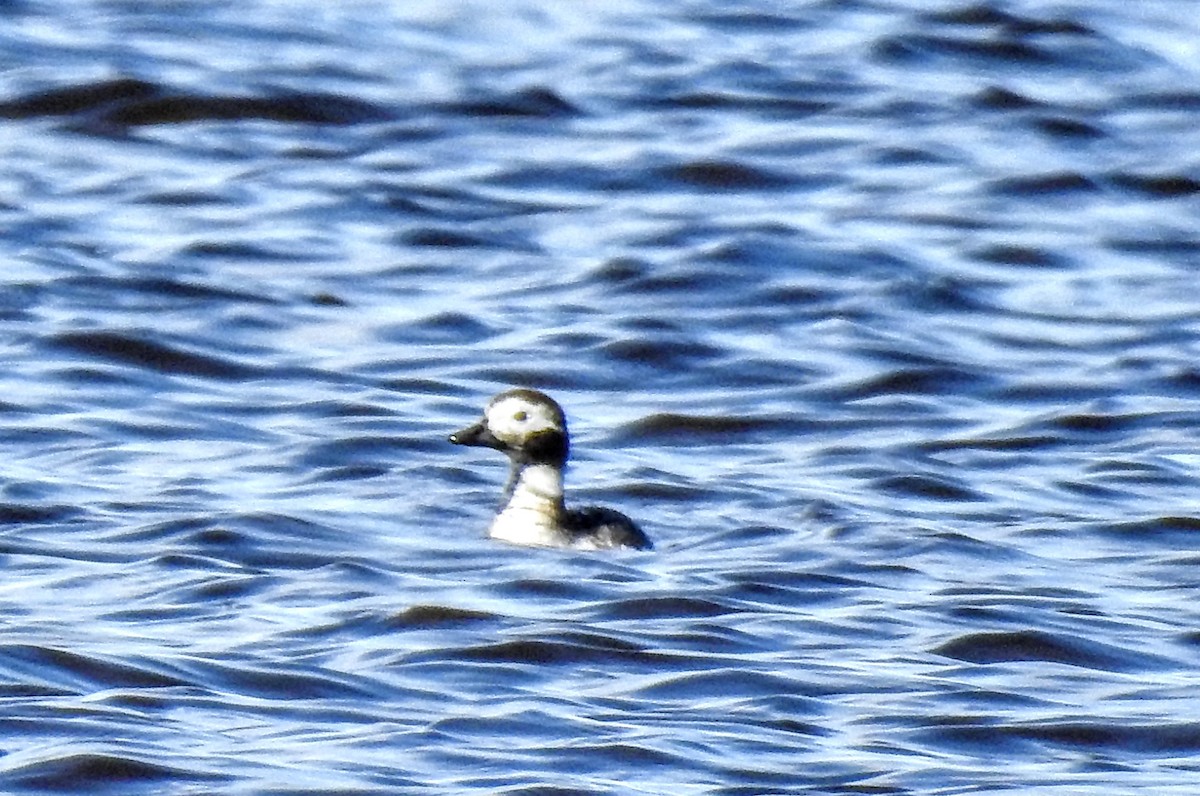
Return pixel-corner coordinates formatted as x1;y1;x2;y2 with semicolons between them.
449;388;652;551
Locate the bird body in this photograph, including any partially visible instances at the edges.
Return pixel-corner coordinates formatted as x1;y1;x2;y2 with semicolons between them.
450;389;652;551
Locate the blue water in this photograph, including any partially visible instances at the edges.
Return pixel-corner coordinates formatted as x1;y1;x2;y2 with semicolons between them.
2;0;1200;792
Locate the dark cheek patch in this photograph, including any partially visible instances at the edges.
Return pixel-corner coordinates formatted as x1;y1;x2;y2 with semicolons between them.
524;429;568;464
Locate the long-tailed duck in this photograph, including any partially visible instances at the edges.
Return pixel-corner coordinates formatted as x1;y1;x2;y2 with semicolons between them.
450;388;652;551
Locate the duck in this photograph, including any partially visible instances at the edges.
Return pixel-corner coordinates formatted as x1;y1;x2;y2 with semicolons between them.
449;388;652;551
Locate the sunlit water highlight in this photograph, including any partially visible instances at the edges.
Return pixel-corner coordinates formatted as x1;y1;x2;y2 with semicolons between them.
2;1;1200;793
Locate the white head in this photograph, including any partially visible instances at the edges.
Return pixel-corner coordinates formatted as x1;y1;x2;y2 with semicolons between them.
450;388;569;465
482;391;564;447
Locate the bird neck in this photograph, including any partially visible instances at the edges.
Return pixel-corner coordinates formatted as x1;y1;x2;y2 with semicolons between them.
492;461;571;547
488;461;568;546
502;461;565;517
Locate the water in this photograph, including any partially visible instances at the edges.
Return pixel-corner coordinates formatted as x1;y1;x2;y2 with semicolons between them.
2;0;1200;792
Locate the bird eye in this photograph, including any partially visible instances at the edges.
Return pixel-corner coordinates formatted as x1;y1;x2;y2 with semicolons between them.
514;411;527;422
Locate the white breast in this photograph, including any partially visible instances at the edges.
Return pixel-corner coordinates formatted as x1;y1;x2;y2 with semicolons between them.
488;508;566;547
489;463;569;548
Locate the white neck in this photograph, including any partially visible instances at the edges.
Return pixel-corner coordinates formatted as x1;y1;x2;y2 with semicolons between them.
489;463;567;547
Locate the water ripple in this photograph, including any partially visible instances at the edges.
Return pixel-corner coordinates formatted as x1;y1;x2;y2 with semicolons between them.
2;1;1199;793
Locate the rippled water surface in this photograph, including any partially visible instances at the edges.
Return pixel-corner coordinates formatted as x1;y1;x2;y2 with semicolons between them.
3;1;1200;793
